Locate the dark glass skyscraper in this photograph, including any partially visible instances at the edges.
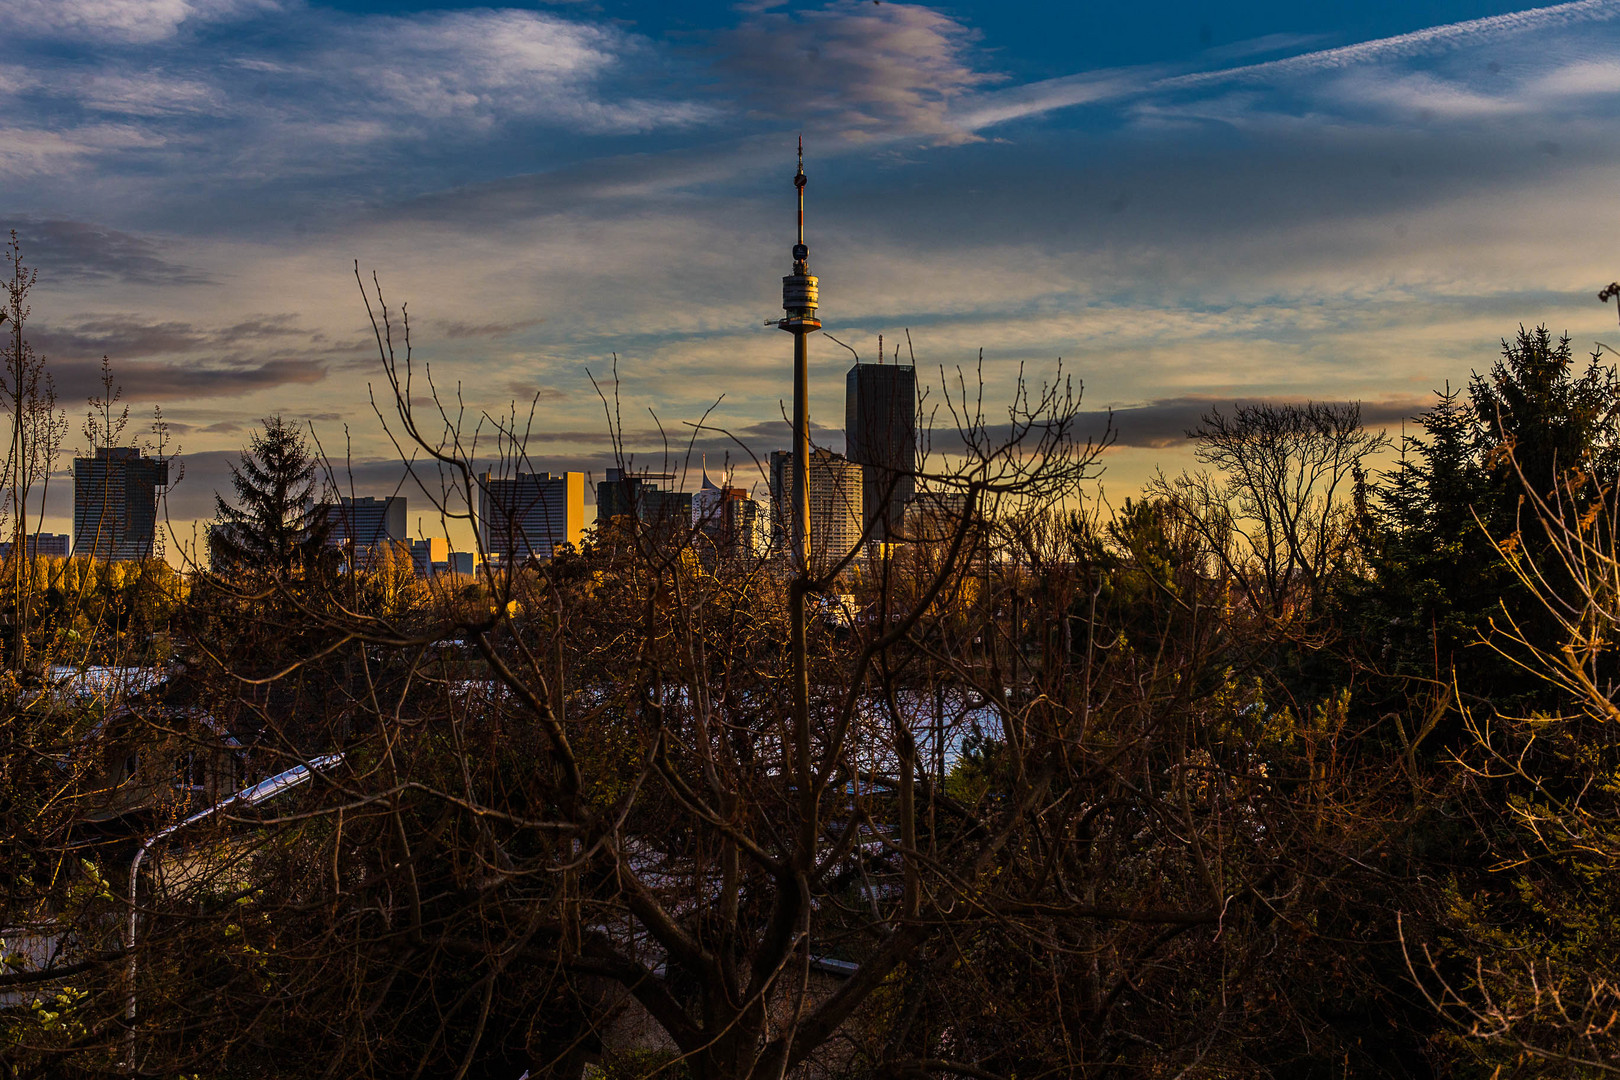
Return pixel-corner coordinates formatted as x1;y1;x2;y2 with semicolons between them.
845;362;916;542
73;447;169;561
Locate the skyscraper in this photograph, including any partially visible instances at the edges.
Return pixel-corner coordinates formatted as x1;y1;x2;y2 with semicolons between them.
479;470;583;563
694;468;761;558
324;496;406;564
73;447;169;561
770;448;862;567
845;361;916;542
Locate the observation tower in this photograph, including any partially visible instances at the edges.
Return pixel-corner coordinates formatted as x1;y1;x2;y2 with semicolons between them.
778;138;820;569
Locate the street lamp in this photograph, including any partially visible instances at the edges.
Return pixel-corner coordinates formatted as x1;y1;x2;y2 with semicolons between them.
123;753;342;1074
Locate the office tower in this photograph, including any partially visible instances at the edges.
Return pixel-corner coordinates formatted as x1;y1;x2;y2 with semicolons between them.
770;448;862;566
903;491;970;544
73;447;169;561
846;361;916;542
695;469;760;558
768;451;793;553
596;469;692;532
479;470;583;562
324;496;406;564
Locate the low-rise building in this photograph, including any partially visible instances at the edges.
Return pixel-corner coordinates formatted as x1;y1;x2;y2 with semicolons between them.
0;532;70;559
596;469;692;533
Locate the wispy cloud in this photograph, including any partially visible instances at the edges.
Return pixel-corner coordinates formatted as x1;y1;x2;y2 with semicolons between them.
1167;0;1620;85
31;313;338;361
0;0;279;45
1091;395;1433;449
0;3;713;193
949;0;1620;134
47;356;327;401
3;218;210;285
718;0;999;143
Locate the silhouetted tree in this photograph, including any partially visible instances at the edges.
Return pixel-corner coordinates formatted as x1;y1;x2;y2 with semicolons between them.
209;415;328;577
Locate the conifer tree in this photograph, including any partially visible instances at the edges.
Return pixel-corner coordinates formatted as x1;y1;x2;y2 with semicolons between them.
1469;324;1620;526
210;415;328;577
1364;386;1495;691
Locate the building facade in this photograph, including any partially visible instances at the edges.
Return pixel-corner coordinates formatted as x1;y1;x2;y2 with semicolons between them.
73;447;169;561
409;537;448;577
770;448;863;567
596;469;692;533
695;471;761;558
845;362;916;542
0;533;70;559
324;496;406;556
479;470;583;562
903;490;971;544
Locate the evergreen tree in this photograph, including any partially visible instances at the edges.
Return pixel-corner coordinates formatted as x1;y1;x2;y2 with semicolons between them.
1358;327;1620;719
1361;386;1496;697
1470;324;1620;532
210;415;329;577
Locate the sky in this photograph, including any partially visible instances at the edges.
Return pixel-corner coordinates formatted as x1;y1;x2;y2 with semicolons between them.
5;0;1620;554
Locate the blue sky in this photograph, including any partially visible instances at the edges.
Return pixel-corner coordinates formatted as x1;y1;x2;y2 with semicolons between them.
5;0;1620;543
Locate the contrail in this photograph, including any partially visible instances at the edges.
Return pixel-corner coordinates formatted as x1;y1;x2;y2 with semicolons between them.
955;0;1620;133
1165;0;1620;86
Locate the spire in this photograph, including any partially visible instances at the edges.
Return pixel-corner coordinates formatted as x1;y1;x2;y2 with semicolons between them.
781;138;819;327
792;135;808;275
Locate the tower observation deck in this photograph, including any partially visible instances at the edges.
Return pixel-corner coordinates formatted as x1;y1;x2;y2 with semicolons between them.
779;138;820;570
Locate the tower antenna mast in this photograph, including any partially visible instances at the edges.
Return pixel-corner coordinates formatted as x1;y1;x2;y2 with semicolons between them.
780;136;820;571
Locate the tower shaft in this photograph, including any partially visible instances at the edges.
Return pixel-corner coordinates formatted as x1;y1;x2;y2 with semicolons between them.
779;138;819;570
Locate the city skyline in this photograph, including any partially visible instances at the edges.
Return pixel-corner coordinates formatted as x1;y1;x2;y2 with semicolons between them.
5;0;1620;553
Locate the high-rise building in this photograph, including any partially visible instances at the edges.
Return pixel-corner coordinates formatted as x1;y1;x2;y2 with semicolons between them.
479;470;583;563
694;469;761;558
73;447;169;561
770;448;862;566
596;469;692;533
846;362;916;542
902;491;970;544
324;496;406;565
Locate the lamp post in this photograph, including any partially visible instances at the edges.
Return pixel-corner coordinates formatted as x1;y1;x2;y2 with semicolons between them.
123;754;342;1074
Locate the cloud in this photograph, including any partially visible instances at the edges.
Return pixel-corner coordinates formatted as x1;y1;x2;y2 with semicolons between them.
318;9;713;136
0;125;161;177
19;312;371;402
1330;70;1522;119
1529;57;1620;97
1090;395;1437;448
948;0;1620;135
437;317;545;339
49;356;327;402
2;218;210;285
30;314;324;361
718;1;999;143
0;0;277;45
1166;0;1620;87
0;4;713;199
79;72;223;116
505;382;566;402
